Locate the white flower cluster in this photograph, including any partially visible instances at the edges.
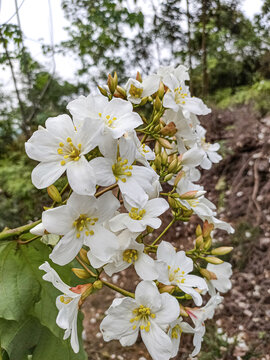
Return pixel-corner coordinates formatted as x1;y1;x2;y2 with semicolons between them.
26;64;233;359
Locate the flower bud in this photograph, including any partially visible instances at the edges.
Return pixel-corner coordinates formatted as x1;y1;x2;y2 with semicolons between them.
164;173;174;182
203;236;212;250
146;226;154;233
196;224;202;237
116;85;126;98
211;247;233;255
179;190;199;200
113;72;118;88
160;122;177;137
72;268;90;279
139;97;148;106
195;235;204;248
174;171;184;186
136;71;142;83
98;85;108;97
93;280;103;290
107;74;116;94
167;158;178;173
79;248;90;265
154;141;161;154
204;256;224;264
47;185;62;203
199;268;217;280
158;81;164;98
202;221;214;238
154;95;162;112
154;154;162;169
158;137;172;150
168;196;178;209
161;150;168;165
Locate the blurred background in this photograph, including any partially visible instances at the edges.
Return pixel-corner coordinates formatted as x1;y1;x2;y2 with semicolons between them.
0;1;269;359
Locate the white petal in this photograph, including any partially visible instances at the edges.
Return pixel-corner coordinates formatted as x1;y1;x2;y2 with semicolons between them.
89;157;115;186
49;229;83;265
141;321;173;360
66;157;96;195
144;198;169;218
42;206;74;235
96;192;120;222
45;114;75;139
135;281;162;311
155;293;180;325
39;261;71;294
142;74;160;97
67;192;97;215
163;93;179;112
178;285;203;306
25;129;59;162
157;241;176;264
31;161;65;189
135;254;158;280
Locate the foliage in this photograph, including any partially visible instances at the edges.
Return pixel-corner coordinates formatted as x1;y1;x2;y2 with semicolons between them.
0;240;87;360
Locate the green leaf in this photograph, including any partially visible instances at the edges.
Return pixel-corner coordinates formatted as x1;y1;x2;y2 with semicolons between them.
0;317;41;360
0;317;87;360
0;242;41;321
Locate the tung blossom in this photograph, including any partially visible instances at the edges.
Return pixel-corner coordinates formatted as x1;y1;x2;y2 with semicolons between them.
206;262;232;295
109;197;169;233
100;281;180;360
89;139;158;207
156;241;208;306
168;317;196;358
125;74;160;104
42;192;120;265
39;262;83;353
25;114;102;195
163;74;211;115
196;125;222;169
67;94;143;155
186;294;223;357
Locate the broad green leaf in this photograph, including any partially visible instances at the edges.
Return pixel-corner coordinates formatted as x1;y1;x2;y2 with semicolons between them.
0;242;41;321
0;317;41;360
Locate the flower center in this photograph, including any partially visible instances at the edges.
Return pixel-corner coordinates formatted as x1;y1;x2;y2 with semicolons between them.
186;199;199;208
112;157;133;183
99;112;117;128
59;295;73;304
168;265;186;284
174;86;188;105
57;137;81;166
73;214;99;238
171;324;183;339
129;207;146;220
129;304;156;332
129;84;143;98
122;249;138;263
140;143;149;157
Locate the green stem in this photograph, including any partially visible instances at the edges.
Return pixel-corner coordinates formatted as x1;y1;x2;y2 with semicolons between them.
17;235;40;245
95;183;118;198
151;218;175;246
101;279;135;298
75;256;98;278
0;220;41;241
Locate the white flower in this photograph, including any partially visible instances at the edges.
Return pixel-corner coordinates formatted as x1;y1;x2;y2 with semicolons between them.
206;262;232;296
109;197;169;233
196;125;222;169
120;131;155;167
89;229;158;280
39;261;82;353
200;215;234;234
100;281;180;360
186;294;223;357
157;64;190;83
176;177;215;218
89;139;158;207
156;241;208;306
67;94;143;154
168;317;196;357
163;74;211;115
42;192;120;265
25;114;102;195
125;75;160;104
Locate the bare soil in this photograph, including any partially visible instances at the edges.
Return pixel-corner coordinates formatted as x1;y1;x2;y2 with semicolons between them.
82;106;270;360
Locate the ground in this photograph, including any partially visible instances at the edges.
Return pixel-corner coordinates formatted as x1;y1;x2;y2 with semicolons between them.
81;106;270;360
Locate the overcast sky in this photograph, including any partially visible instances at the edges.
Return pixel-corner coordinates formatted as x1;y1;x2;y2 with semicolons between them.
0;0;264;85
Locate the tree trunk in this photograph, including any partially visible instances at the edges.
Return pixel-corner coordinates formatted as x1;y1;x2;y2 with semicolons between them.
186;0;193;93
201;0;208;97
